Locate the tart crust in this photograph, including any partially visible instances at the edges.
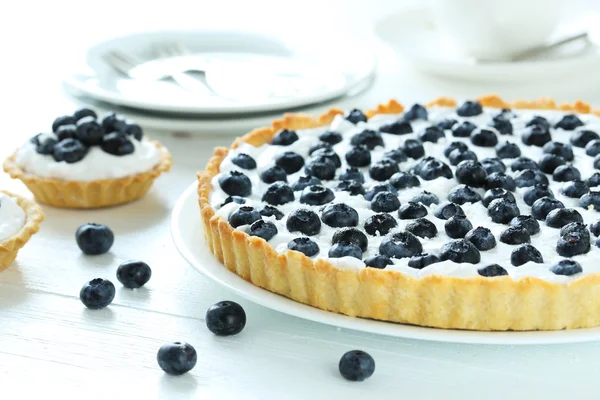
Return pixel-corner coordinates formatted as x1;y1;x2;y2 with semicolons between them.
3;139;172;209
0;191;44;271
198;94;600;331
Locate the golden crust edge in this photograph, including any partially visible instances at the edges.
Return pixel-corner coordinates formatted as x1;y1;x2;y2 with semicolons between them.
197;94;600;331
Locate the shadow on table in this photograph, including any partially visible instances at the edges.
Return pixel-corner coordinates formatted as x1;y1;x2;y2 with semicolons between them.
73;251;117;268
159;373;198;393
81;306;116;322
37;190;172;235
118;286;151;306
0;265;29;309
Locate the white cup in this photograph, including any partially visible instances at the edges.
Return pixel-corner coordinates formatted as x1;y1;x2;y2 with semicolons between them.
428;0;564;60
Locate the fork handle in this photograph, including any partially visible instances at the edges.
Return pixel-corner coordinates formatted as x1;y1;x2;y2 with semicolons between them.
169;71;217;95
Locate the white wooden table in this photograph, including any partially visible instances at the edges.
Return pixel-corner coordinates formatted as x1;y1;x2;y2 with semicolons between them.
2;1;600;398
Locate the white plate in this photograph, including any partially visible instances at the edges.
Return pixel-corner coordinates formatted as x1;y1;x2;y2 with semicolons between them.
171;183;600;345
64;29;376;115
374;7;600;82
62;73;374;135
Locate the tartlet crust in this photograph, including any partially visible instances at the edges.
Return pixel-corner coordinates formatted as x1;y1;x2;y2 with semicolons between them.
198;94;600;331
0;191;44;271
3;139;172;209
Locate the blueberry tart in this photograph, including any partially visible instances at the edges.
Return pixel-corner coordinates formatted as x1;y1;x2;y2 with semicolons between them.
4;110;172;208
0;191;44;271
198;95;600;331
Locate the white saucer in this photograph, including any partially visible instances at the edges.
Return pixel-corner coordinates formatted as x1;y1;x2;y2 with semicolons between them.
63;29;376;116
375;7;600;82
171;182;600;345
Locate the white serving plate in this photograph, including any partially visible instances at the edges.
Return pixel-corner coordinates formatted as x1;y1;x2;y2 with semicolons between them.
171;182;600;345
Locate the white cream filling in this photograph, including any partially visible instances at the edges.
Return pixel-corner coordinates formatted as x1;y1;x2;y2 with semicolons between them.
15;136;160;181
0;193;26;242
211;105;600;282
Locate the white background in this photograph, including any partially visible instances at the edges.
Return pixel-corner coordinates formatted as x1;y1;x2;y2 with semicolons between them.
1;0;600;399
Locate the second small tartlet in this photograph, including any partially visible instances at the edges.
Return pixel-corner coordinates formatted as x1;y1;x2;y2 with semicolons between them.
0;190;44;271
3;108;172;208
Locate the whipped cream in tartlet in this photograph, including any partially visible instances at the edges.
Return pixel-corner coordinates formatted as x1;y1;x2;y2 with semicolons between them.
0;193;26;242
210;105;600;283
15;138;160;181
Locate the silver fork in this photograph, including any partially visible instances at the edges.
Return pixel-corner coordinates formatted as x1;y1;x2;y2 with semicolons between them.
102;50;212;94
152;42;219;96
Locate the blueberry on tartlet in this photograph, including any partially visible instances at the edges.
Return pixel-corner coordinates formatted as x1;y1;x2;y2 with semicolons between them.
231;153;257;170
300;185;335;205
229;206;262;228
364;183;398;202
398;202;428;220
321;204;359;228
408;253;440;269
219;171;252;197
271;129;299;145
405;218;437;239
329;242;363;259
288;237;320;257
403;103;428;121
452;121;477;137
260;166;288;184
345;109;368;124
53;138;88;163
465;227;496;251
448;185;482;205
101;132;135;156
364;255;394;269
433;202;465;220
509;215;540;236
379;231;422;259
411;191;440;207
332;228;369;252
456;100;483;117
478;264;508;277
247;220;278;241
445;215;473;239
364;213;398;236
439;239;480;264
286;209;322;236
482;188;516;207
481;157;507;174
510;244;543;266
261;182;295;205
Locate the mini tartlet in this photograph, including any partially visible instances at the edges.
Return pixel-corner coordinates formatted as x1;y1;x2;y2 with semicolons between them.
3;109;172;208
0;191;44;271
198;94;600;332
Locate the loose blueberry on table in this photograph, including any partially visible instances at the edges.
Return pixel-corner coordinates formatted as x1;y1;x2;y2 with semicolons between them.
212;100;600;281
338;350;375;382
76;223;114;255
205;301;247;336
157;342;198;375
116;261;152;289
80;278;116;309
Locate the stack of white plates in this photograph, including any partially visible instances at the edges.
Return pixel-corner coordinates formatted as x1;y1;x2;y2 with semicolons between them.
63;30;377;135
